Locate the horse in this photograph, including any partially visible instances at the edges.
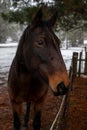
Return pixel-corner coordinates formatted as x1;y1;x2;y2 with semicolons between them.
8;9;69;130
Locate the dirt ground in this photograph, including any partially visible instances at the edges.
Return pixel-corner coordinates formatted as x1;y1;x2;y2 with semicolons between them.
65;77;87;130
0;76;87;130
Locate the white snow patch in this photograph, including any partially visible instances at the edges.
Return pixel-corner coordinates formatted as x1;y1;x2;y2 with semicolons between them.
0;42;18;47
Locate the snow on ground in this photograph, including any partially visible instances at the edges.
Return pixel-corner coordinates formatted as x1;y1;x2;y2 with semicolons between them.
0;42;85;74
0;43;17;74
0;42;18;47
61;47;85;71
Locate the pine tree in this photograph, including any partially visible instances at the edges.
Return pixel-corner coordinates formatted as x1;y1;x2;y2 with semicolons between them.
1;0;87;31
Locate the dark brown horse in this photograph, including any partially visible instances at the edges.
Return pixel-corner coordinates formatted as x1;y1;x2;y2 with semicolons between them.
8;9;69;130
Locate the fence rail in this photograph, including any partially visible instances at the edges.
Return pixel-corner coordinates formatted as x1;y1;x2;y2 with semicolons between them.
72;48;87;77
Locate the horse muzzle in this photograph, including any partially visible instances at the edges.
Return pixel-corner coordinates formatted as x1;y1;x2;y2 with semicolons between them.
53;82;68;96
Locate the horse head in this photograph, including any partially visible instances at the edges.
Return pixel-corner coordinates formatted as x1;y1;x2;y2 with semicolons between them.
18;9;69;96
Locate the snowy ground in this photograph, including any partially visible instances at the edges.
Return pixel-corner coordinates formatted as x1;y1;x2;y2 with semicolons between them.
0;42;85;76
0;43;17;74
61;47;85;71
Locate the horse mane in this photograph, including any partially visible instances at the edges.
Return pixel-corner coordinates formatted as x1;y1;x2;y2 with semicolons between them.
15;25;30;60
12;25;30;74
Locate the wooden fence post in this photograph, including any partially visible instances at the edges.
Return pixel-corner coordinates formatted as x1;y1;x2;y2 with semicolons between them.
78;51;82;77
84;52;87;75
72;52;78;77
69;66;73;90
84;47;87;53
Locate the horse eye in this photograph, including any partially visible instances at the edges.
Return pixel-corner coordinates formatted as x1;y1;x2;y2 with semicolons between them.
35;40;45;48
38;40;43;45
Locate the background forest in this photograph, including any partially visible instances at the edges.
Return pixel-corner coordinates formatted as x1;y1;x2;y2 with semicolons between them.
0;0;87;48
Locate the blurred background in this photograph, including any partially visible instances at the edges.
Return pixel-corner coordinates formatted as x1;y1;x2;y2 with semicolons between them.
0;0;87;48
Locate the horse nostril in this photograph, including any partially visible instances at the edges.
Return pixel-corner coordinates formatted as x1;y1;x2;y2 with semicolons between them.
57;82;68;95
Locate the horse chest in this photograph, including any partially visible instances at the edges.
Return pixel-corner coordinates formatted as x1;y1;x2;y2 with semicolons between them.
18;73;48;101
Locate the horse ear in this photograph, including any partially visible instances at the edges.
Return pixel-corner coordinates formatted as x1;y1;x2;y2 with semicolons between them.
31;8;43;27
47;11;58;28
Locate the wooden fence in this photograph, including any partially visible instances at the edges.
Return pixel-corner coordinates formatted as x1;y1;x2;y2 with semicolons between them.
71;48;87;77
